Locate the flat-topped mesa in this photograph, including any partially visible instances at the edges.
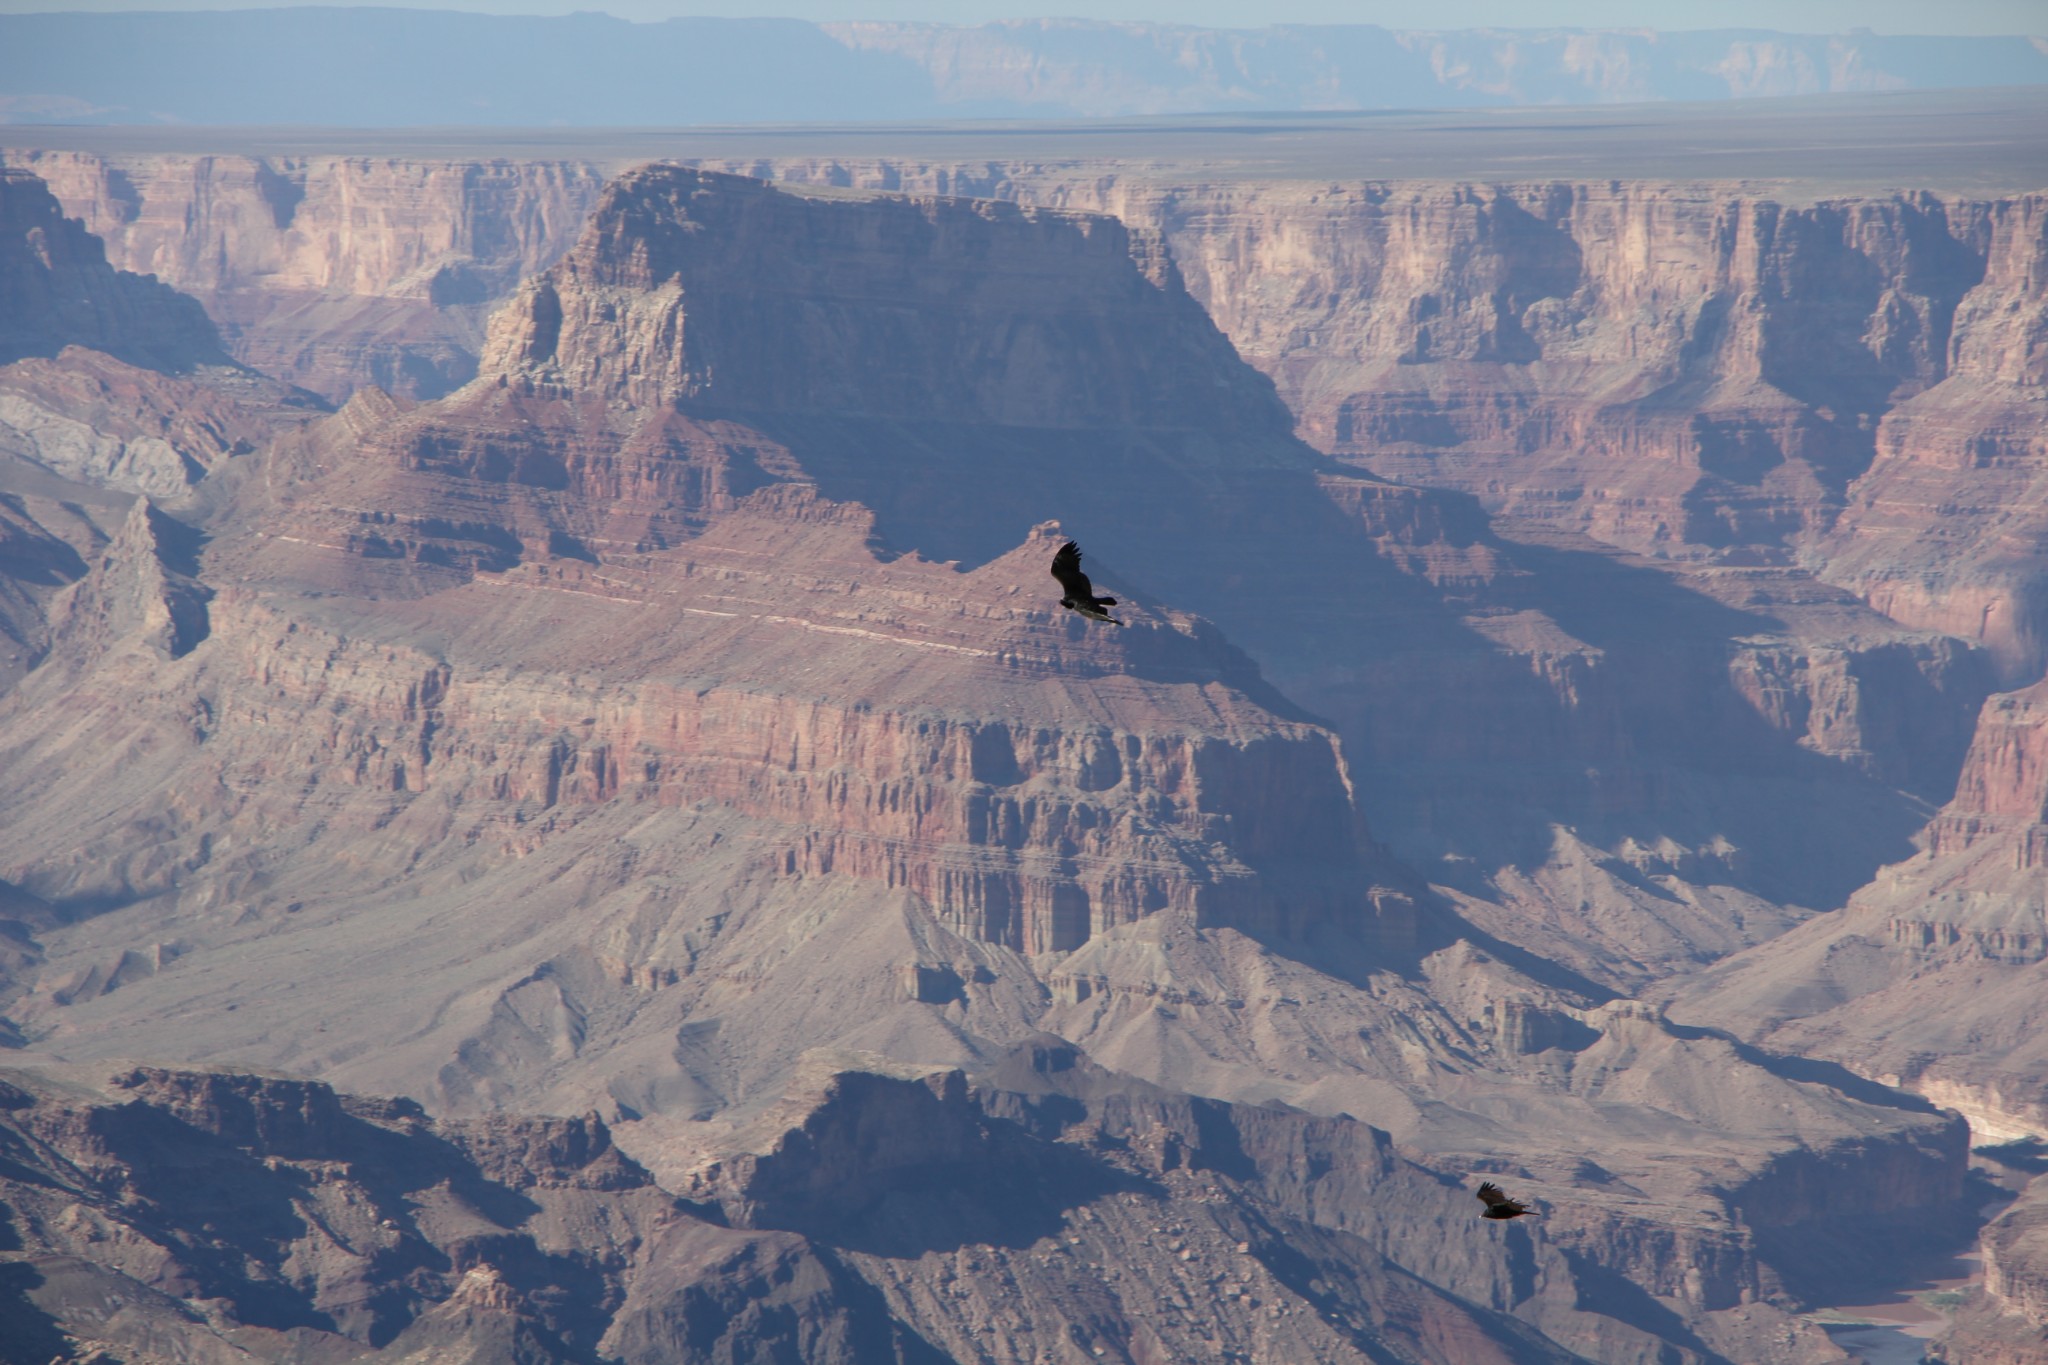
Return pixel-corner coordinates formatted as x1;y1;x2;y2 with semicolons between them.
23;163;1393;959
480;164;1290;433
122;519;1378;957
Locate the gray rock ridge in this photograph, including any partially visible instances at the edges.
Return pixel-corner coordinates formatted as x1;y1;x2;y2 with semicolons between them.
0;1059;1603;1364
0;1061;961;1365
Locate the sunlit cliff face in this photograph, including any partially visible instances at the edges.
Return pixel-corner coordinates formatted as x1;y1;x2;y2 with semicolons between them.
1;120;2046;1364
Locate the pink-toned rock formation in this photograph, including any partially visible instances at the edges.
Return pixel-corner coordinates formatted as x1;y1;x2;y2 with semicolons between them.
697;162;2048;696
1946;1177;2048;1365
1;149;611;401
0;146;2036;1356
0;166;318;691
0;165;226;373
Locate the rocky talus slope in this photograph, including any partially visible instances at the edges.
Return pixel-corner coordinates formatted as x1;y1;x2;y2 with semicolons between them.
0;163;2003;1362
5;1055;1601;1365
1675;677;2048;1139
0;165;318;691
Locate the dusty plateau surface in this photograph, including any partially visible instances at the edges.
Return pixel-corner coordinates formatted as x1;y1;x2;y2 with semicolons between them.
0;100;2046;1362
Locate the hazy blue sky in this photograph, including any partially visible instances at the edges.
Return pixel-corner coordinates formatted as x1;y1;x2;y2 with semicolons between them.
2;0;2042;32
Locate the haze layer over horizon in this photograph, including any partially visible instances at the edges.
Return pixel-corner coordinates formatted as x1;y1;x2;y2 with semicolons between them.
5;9;2047;126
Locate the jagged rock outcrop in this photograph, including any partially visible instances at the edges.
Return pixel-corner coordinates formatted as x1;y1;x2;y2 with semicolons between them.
665;1042;1905;1365
0;159;2010;1364
44;495;210;662
33;1054;1889;1364
0;166;319;697
0;165;227;373
0;1062;976;1365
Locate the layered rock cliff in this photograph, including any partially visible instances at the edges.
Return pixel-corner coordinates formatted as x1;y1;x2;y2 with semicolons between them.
1676;678;2048;1140
0;164;316;692
1944;1176;2048;1365
17;146;2043;697
0;158;2012;1361
1091;175;2048;687
0;164;227;373
698;161;2048;698
1;150;611;401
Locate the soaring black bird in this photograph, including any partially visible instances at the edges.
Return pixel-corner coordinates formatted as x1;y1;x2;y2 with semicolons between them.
1050;540;1122;626
1476;1182;1537;1220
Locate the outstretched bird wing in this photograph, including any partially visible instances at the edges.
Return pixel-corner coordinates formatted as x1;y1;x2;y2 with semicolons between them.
1050;540;1094;598
1476;1182;1529;1213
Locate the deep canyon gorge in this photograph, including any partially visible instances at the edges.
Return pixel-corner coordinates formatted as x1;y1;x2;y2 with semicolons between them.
0;92;2046;1363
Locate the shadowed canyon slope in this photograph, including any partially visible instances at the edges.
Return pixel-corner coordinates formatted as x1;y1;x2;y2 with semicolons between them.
0;1055;1626;1365
1;124;2046;1359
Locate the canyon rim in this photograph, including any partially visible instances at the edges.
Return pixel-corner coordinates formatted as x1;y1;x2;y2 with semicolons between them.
1;32;2047;1365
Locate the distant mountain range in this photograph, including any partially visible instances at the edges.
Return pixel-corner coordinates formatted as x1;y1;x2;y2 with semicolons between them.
5;10;2047;125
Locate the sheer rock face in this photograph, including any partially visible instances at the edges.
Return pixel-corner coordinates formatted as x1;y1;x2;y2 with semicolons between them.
481;166;1283;434
16;559;1370;959
0;162;2010;1362
0;166;227;374
2;149;611;402
1946;1179;2048;1365
1675;679;2048;1140
1132;177;2048;683
713;161;2048;690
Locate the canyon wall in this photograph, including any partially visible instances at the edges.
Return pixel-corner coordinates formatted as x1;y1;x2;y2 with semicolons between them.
681;159;2048;694
0;165;315;690
16;145;2042;695
1678;677;2048;1140
0;164;225;373
0;149;611;400
1;145;2034;1359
